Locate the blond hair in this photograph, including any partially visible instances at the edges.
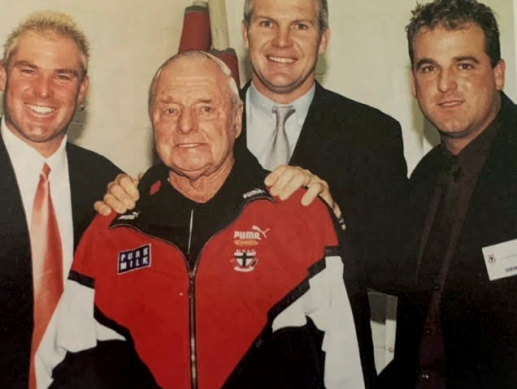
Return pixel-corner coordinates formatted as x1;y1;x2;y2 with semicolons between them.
3;10;89;74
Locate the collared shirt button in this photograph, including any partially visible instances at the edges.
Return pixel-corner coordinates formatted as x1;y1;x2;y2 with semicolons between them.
432;283;440;291
425;328;432;335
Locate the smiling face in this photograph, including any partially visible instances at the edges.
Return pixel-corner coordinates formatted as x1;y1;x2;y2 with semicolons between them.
151;56;242;184
411;23;505;154
242;0;329;104
0;31;89;157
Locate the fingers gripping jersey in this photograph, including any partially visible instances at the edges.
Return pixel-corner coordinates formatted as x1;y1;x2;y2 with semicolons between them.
58;176;364;389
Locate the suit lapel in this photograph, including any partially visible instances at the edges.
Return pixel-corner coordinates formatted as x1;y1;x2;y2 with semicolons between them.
290;83;344;168
0;134;34;380
67;143;92;251
468;96;517;214
0;135;31;258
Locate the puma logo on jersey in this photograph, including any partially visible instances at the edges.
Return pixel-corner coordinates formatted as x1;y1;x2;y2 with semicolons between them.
243;188;266;199
234;230;261;240
234;225;270;247
118;211;140;221
251;225;270;239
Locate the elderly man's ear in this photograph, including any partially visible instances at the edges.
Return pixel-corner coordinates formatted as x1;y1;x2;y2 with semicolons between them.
234;103;244;139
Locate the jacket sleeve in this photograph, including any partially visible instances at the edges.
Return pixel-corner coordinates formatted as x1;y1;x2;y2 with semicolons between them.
53;215;159;388
269;247;365;389
270;201;365;388
57;214;124;354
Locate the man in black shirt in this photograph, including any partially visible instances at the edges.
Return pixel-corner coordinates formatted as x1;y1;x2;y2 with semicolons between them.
379;0;517;387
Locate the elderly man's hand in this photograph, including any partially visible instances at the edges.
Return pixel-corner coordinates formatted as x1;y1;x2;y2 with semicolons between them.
264;165;342;219
94;173;141;216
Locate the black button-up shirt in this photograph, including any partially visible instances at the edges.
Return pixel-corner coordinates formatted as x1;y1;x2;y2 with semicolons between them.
415;118;500;389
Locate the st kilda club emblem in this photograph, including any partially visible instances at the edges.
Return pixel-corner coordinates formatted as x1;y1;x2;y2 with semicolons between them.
232;249;258;272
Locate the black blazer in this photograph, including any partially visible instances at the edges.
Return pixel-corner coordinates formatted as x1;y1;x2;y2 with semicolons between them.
380;94;517;388
0;137;121;388
239;82;409;386
239;82;408;281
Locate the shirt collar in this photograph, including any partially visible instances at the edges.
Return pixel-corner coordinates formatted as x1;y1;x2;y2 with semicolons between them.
1;116;68;176
440;111;500;181
248;81;315;124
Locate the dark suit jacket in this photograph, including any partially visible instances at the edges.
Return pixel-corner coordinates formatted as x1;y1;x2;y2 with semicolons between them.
0;137;121;388
239;82;409;387
379;94;517;388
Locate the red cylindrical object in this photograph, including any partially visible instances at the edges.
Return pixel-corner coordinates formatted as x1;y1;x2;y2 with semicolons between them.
212;48;241;87
178;5;211;52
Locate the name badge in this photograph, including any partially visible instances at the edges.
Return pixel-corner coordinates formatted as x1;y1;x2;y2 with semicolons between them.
482;238;517;281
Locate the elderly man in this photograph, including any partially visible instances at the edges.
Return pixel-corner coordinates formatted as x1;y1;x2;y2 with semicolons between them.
0;11;121;388
56;51;365;389
97;1;409;384
379;0;517;387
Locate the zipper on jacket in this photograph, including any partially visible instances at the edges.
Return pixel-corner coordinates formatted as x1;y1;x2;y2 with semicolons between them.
113;209;201;389
184;195;273;388
187;209;198;389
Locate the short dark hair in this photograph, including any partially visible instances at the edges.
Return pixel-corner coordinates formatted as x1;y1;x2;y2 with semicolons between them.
406;0;500;67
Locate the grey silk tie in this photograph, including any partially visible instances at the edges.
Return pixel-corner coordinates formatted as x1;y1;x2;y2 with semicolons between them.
264;105;295;170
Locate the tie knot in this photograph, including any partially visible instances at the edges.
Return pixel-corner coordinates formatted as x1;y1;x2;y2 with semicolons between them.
273;105;295;124
41;163;51;180
442;155;462;181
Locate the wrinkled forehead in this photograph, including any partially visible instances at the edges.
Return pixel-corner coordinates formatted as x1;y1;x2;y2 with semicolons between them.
155;58;232;102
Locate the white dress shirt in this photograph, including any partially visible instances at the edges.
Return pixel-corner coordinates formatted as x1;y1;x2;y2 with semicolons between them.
245;82;315;168
1;118;73;388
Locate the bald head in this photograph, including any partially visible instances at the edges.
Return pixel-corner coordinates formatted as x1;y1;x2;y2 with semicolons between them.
149;51;244;201
149;51;240;116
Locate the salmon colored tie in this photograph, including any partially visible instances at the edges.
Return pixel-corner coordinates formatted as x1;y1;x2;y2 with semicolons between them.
29;163;63;389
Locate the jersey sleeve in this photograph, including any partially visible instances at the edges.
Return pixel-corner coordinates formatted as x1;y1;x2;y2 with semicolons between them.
272;195;365;388
57;214;124;353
